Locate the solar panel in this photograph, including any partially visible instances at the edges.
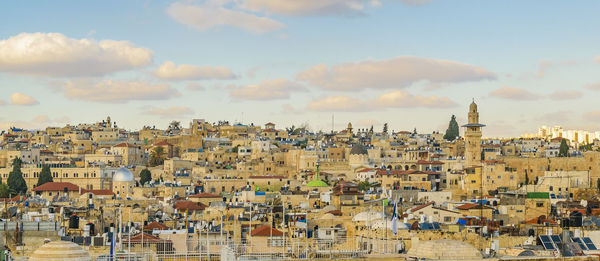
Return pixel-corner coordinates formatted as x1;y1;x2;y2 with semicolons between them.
572;238;587;250
543;242;555;250
582;237;597;250
540;235;551;243
551;235;562;244
539;235;556;250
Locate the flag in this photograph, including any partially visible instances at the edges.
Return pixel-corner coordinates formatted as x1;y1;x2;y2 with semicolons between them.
391;201;398;235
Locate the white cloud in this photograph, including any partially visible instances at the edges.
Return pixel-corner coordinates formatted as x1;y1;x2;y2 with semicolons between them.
296;56;495;91
63;79;180;103
10;92;39;105
0;32;153;77
155;61;235;80
241;0;374;16
371;90;457;108
142;106;194;118
0;115;69;130
536;60;575;78
549;90;582;101
167;2;285;34
307;90;457;112
398;0;432;5
585;83;600;91
229;79;306;100
489;86;541;101
307;95;366;112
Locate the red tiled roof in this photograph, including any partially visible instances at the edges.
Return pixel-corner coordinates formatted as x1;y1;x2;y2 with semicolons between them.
327;210;342;216
144;221;169;230
251;225;283;237
189;193;221;198
456;203;492;210
0;195;27;202
154;141;172;146
86;189;115;196
114;143;136;148
248;175;285;179
410;201;434;213
32;182;80;192
124;233;169;243
174;200;207;211
523;216;558;225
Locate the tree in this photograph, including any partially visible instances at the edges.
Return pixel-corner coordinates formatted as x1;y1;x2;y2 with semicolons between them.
286;125;296;134
525;172;529;185
597;178;600;192
358;181;371;192
558;139;569;157
139;168;152;186
149;146;166;166
7;158;27;196
443;115;460;141
413;128;417;135
369;125;374;134
383;123;388;134
0;184;9;198
37;165;53;187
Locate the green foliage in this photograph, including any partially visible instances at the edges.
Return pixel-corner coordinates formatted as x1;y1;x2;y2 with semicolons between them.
37;165;53;187
525;172;529;185
558;139;569;157
358;181;371;191
7;158;27;196
369;125;374;134
413;128;417;135
383;123;388;134
149;146;166;166
597;178;600;192
140;168;152;186
443;115;460;141
0;184;9;198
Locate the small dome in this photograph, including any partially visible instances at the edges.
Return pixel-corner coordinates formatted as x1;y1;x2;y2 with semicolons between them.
307;179;328;187
469;100;478;112
113;167;134;182
29;240;91;261
349;143;368;155
407;240;482;260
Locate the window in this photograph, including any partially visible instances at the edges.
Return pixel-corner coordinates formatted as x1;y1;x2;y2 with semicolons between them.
536;202;544;207
444;216;452;222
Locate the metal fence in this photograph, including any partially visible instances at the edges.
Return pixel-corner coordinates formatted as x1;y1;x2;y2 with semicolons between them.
0;221;58;231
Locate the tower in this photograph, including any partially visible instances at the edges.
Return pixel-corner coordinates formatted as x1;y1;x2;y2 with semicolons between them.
462;100;485;167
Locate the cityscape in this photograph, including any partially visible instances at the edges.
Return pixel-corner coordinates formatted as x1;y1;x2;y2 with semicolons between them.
2;1;600;261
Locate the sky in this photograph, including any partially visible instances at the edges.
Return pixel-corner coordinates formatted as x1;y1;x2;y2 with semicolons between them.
1;0;600;137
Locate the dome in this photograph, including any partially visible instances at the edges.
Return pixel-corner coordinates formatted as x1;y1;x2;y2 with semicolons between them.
349;143;368;155
29;241;91;261
307;179;329;187
469;100;478;112
407;240;482;260
352;211;385;222
113;167;134;182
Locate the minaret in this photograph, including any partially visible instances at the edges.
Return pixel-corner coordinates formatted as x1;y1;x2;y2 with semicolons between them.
462;100;485;167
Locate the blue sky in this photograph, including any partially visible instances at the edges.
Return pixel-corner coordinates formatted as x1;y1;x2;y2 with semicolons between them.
1;0;599;137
